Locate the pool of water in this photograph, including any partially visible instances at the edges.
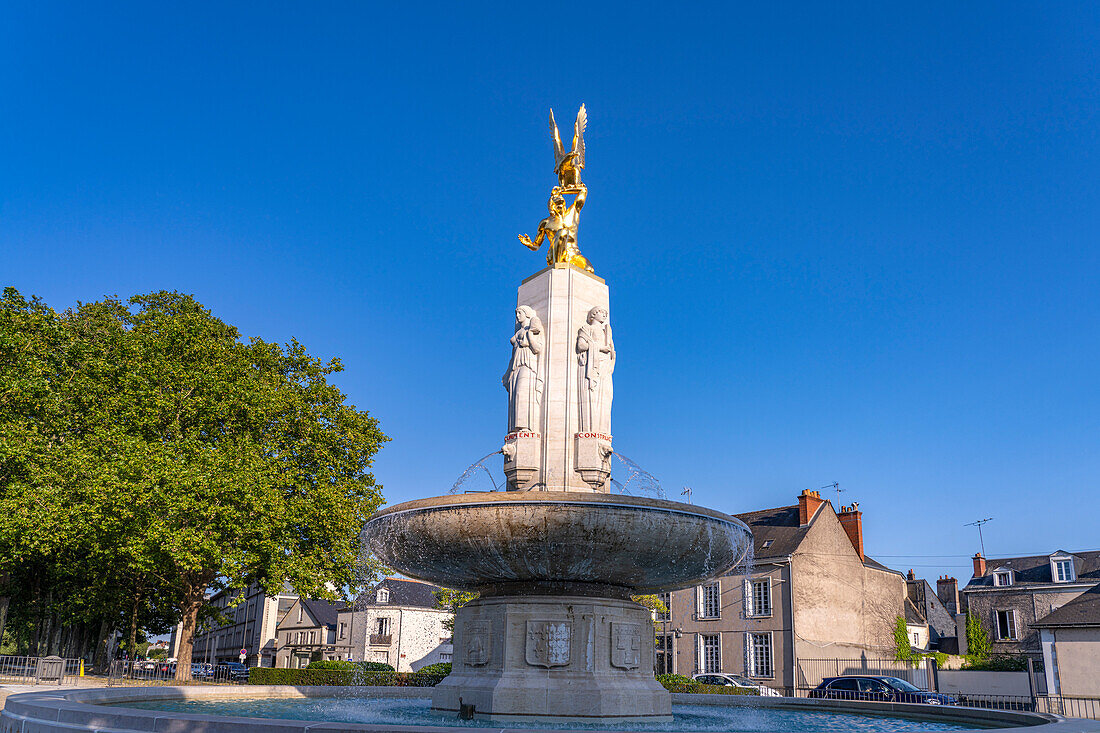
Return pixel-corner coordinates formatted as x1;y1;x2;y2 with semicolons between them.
121;696;992;731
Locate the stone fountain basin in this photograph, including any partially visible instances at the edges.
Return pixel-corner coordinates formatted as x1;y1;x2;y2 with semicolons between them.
362;492;752;594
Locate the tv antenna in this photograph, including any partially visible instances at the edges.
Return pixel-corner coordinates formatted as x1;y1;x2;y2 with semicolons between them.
822;482;843;502
964;517;994;556
680;487;693;505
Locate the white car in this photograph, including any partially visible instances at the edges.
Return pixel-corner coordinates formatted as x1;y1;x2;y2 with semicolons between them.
692;673;782;697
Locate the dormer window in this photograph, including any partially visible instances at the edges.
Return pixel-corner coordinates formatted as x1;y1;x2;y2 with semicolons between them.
993;570;1013;587
376;587;390;603
1051;557;1075;583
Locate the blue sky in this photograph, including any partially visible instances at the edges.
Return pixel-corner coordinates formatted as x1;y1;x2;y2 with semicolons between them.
2;3;1098;581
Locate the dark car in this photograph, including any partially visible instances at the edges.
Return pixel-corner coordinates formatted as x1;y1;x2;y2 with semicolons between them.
810;676;958;705
213;662;250;682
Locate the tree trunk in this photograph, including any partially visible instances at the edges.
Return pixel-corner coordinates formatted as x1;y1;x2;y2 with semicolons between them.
93;618;110;671
173;582;209;681
127;589;141;660
0;594;9;652
49;616;63;656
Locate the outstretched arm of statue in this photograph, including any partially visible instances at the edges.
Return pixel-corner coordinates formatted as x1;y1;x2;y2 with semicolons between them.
518;222;547;251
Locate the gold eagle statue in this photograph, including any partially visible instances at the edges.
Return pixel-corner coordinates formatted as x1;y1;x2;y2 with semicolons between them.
550;104;586;188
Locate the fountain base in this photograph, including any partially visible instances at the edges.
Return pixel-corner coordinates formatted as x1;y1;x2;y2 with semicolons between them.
432;593;672;722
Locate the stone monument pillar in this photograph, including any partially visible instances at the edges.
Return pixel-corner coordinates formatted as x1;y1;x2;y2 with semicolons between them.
504;263;613;491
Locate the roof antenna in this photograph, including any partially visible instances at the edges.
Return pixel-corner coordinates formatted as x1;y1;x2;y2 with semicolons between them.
680;486;692;504
822;482;842;503
964;517;994;557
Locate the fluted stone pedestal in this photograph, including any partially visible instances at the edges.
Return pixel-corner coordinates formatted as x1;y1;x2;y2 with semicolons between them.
507;264;614;492
432;593;671;722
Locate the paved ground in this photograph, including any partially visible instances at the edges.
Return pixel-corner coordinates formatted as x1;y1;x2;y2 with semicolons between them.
1;679;118;710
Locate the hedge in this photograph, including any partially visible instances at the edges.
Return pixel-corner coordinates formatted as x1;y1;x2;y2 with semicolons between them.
248;668;447;686
657;679;759;695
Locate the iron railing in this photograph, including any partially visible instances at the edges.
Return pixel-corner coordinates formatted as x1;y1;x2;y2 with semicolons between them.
0;655;81;685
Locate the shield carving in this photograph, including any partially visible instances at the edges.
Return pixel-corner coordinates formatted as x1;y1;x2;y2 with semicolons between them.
464;621;490;666
611;622;640;669
525;620;571;668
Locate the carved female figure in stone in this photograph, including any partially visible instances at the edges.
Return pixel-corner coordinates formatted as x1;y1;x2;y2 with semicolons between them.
576;306;615;434
502;305;544;432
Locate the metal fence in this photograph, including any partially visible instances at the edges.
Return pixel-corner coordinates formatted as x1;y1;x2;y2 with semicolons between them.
789;657;1100;721
795;657;935;691
0;655;81;685
105;660;249;686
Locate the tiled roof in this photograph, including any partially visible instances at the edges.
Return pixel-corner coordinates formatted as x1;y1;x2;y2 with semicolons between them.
301;598;347;628
355;577;441;610
732;503;894;574
964;551;1100;589
1032;585;1100;628
733;505;809;560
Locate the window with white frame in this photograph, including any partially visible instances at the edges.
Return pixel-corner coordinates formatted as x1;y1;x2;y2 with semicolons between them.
996;609;1017;640
752;579;772;617
376;587;390;603
376;617;391;635
746;632;773;678
1052;559;1075;583
700;634;721;673
700;583;721;619
439;652;453;662
339;622;346;639
993;570;1013;587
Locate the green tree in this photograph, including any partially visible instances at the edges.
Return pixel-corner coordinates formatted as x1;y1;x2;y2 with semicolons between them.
893;615;914;662
965;612;992;662
434;587;478;633
0;290;388;679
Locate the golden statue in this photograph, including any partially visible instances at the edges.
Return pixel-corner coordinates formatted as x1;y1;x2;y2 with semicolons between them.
518;105;595;273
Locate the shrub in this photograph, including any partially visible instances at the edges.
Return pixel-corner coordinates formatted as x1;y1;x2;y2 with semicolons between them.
306;660;355;670
656;673;693;686
247;667;447;687
659;680;758;695
414;662;452;678
963;654;1029;672
356;661;395;672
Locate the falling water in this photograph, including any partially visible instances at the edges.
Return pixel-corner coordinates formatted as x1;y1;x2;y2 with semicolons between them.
449;451;506;494
608;451;666;499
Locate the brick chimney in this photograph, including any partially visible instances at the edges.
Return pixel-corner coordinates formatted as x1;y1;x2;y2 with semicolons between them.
906;569;916;581
972;553;987;578
798;489;826;526
937;575;959;615
837;503;864;561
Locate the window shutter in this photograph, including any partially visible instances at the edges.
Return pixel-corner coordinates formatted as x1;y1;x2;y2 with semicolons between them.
743;632;753;675
743;580;753;618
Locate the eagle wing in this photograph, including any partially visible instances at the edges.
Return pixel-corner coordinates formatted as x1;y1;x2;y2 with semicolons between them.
572;103;587;170
549;108;566;171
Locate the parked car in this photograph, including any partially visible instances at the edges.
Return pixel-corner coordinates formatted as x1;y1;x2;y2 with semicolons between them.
191;662;214;680
213;662;250;682
810;676;958;705
692;673;782;697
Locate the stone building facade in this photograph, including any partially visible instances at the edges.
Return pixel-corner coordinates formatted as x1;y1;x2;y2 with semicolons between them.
904;573;960;653
169;585;297;667
274;598;349;668
338;577;453;672
661;490;905;692
962;550;1100;660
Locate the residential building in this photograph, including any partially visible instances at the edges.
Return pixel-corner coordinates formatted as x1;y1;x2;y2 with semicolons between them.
662;490;906;691
962;550;1100;660
274;598;349;668
169;585;298;667
904;570;960;653
1032;585;1100;697
339;577;453;672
